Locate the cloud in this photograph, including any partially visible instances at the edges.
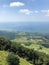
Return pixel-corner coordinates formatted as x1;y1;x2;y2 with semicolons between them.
41;10;48;13
41;10;49;16
19;9;33;15
46;10;49;16
10;2;25;7
34;10;39;13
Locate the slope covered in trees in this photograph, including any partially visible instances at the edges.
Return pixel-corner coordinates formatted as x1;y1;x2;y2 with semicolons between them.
0;37;49;65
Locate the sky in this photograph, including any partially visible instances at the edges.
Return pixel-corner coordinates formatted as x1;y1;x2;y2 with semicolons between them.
0;0;49;22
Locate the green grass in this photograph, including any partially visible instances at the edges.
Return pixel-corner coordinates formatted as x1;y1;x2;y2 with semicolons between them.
20;58;33;65
0;51;32;65
0;51;8;65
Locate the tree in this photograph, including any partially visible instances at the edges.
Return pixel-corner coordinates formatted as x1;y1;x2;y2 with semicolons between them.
7;53;20;65
0;37;11;50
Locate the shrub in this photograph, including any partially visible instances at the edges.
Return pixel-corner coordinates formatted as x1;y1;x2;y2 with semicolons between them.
7;53;20;65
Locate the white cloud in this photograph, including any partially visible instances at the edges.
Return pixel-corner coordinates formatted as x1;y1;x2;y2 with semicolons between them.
41;10;49;16
41;10;48;13
10;2;25;7
46;10;49;16
34;10;39;13
19;9;33;15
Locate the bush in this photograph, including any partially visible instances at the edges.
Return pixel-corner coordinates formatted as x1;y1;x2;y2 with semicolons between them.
7;53;20;65
0;37;11;50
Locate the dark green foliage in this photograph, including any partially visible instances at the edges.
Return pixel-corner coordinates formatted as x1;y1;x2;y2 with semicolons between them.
7;53;20;65
42;44;49;48
9;42;49;65
46;62;49;65
0;37;11;50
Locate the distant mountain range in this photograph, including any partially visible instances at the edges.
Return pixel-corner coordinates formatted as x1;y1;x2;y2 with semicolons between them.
0;22;49;33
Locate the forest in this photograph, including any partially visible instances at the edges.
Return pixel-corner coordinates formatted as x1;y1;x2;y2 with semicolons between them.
0;31;49;65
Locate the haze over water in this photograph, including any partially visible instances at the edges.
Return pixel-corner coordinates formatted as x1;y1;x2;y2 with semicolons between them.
0;22;49;33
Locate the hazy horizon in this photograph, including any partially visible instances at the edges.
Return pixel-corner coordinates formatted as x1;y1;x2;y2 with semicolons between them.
0;22;49;33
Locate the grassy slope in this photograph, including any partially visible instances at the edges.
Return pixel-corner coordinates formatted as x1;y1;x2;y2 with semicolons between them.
20;58;32;65
0;51;32;65
0;51;8;65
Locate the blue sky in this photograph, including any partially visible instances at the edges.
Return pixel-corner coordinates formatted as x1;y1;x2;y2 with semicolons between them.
0;0;49;22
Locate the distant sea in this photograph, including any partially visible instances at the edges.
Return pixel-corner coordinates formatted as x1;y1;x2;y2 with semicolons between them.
0;22;49;33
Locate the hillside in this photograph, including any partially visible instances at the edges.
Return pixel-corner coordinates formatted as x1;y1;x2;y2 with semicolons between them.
0;51;8;65
0;31;49;65
0;51;32;65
